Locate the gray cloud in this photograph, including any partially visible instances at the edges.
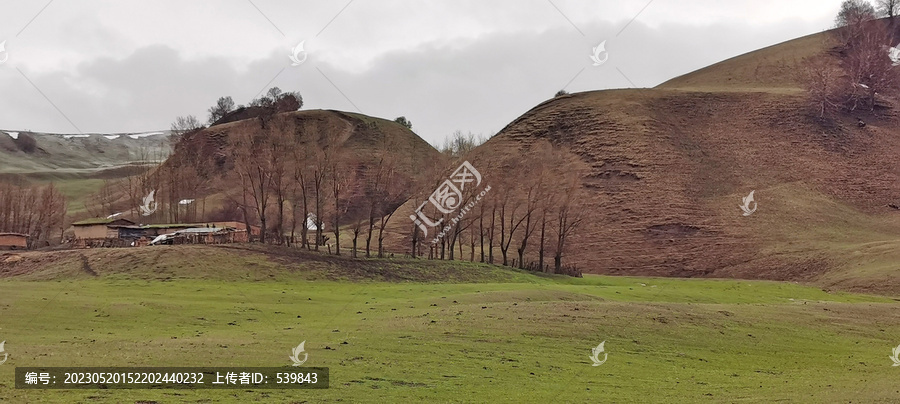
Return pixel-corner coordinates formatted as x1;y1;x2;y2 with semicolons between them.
0;1;838;144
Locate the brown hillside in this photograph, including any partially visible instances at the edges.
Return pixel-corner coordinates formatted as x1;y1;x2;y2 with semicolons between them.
165;109;445;225
383;27;900;294
656;31;829;91
658;19;900;92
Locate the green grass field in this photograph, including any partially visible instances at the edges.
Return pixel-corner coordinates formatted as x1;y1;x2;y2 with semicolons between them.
2;250;900;403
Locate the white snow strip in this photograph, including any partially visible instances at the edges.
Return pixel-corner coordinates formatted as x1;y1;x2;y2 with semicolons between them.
127;131;164;139
104;135;120;140
62;134;90;139
5;131;18;140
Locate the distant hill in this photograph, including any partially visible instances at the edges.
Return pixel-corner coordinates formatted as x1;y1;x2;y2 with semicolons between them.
160;109;446;226
0;130;171;176
0;130;173;214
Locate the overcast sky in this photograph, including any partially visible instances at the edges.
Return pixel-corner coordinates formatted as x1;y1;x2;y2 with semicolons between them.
0;0;846;145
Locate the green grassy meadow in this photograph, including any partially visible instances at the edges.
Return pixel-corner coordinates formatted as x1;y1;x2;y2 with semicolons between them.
2;258;900;403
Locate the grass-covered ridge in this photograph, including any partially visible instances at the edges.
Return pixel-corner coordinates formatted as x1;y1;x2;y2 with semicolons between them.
1;245;899;402
0;244;542;283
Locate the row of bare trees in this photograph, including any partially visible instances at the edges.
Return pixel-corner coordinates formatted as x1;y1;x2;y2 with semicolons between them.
409;142;585;275
0;181;68;247
223;115;587;274
228;114;410;258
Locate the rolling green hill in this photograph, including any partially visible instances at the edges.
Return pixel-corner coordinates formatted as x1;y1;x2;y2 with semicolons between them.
0;244;898;403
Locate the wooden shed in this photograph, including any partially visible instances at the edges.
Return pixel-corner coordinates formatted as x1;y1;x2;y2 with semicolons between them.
71;218;136;240
0;233;28;250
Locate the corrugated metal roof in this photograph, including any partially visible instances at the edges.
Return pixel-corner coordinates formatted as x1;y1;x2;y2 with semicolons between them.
72;218;136;226
175;228;226;234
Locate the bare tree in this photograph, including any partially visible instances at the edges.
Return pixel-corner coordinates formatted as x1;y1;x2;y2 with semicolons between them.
267;116;294;245
800;54;846;119
842;23;898;110
487;194;497;264
291;135;314;249
351;215;364;258
375;169;406;258
0;182;68;247
363;150;390;257
312;150;329;250
837;0;877;27
877;0;899;19
329;149;353;255
553;177;584;273
497;184;521;266
836;0;878;46
515;171;544;269
446;189;478;260
170;115;203;137
803;13;897;117
231;124;275;243
437;130;487;157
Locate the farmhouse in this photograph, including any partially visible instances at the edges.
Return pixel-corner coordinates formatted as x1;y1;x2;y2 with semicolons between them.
150;227;248;246
0;233;28;250
71;218;136;240
70;217;259;248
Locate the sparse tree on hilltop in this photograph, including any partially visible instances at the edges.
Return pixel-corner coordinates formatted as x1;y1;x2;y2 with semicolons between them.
275;92;303;112
250;87;303;112
836;0;878;45
207;96;235;124
394;116;412;130
170;115;203;146
170;115;202;136
837;0;877;27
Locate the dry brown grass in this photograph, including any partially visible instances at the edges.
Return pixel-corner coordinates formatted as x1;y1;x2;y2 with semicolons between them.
379;26;900;294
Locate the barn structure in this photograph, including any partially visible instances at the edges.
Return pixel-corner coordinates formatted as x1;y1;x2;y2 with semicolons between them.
0;233;28;250
71;218;137;247
70;218;258;248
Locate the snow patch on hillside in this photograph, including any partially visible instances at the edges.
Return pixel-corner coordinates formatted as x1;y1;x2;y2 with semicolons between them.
63;135;90;139
104;135;120;140
128;132;164;139
5;131;18;140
